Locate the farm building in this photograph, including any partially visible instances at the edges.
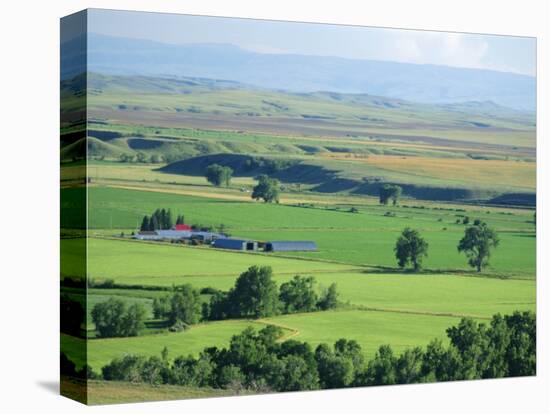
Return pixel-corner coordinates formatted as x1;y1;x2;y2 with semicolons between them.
133;229;225;242
175;224;192;231
265;241;318;252
212;238;258;251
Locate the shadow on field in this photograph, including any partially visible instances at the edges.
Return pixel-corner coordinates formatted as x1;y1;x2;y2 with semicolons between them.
360;267;505;278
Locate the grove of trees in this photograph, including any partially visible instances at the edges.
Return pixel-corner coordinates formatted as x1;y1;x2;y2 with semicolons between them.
140;208;175;231
91;298;146;338
94;310;535;392
205;164;234;187
149;267;339;326
379;184;402;206
204;267;339;320
394;228;429;271
252;175;280;203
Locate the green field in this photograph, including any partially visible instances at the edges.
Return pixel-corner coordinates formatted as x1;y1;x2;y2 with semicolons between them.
72;186;535;278
63;309;462;371
62;319;281;370
61;71;536;398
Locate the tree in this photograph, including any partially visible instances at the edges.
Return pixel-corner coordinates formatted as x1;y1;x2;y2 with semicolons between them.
217;364;246;390
172;354;215;387
229;266;280;318
394;228;429;271
119;153;133;163
123;303;147;336
379;184;402;205
165;209;174;229
205;164;233;187
150;214;159;231
502;311;536;377
421;339;463;382
140;215;150;232
135;152;147;163
395;347;424;384
365;345;397;385
279;275;318;313
314;343;354;389
274;354;320;391
91;298;146;338
252;174;280;203
169;284;202;325
152;295;171;319
176;214;185;225
317;283;339;310
457;223;500;272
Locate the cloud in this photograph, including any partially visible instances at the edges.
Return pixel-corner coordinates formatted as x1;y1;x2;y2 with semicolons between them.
386;31;490;70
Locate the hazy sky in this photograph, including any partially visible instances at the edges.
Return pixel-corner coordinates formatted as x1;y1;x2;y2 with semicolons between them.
87;8;536;76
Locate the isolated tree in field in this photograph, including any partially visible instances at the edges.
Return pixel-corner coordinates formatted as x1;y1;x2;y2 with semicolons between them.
205;164;233;187
457;223;500;272
394;228;429;271
379;184;402;206
252;174;280;203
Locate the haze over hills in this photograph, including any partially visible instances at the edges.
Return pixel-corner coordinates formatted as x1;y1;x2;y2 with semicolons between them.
61;33;536;111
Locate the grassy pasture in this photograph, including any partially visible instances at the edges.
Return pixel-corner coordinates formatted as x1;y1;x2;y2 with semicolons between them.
62;310;462;371
62;319;279;371
238;228;536;277
85;73;535;149
261;310;462;357
83;238;358;282
78;186;535;277
73;238;536;317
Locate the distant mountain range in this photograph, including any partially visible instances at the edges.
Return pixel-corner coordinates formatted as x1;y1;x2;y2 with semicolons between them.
61;33;536;111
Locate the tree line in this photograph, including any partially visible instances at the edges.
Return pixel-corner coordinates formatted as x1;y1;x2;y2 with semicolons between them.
90;266;338;339
154;266;338;327
63;310;535;392
140;208;185;232
204;267;338;320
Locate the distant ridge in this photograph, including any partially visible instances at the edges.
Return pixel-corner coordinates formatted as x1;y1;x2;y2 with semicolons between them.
61;33;536;111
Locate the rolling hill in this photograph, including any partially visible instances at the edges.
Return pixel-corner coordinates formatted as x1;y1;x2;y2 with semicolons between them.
66;33;537;111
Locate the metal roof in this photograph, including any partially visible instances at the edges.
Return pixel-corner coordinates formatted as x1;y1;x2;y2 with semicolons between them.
265;241;318;251
213;238;256;250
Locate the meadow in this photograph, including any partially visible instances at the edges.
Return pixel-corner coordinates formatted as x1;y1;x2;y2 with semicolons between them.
63;310;463;371
73;186;535;278
60;179;535;384
60;71;536;400
77;238;535;317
